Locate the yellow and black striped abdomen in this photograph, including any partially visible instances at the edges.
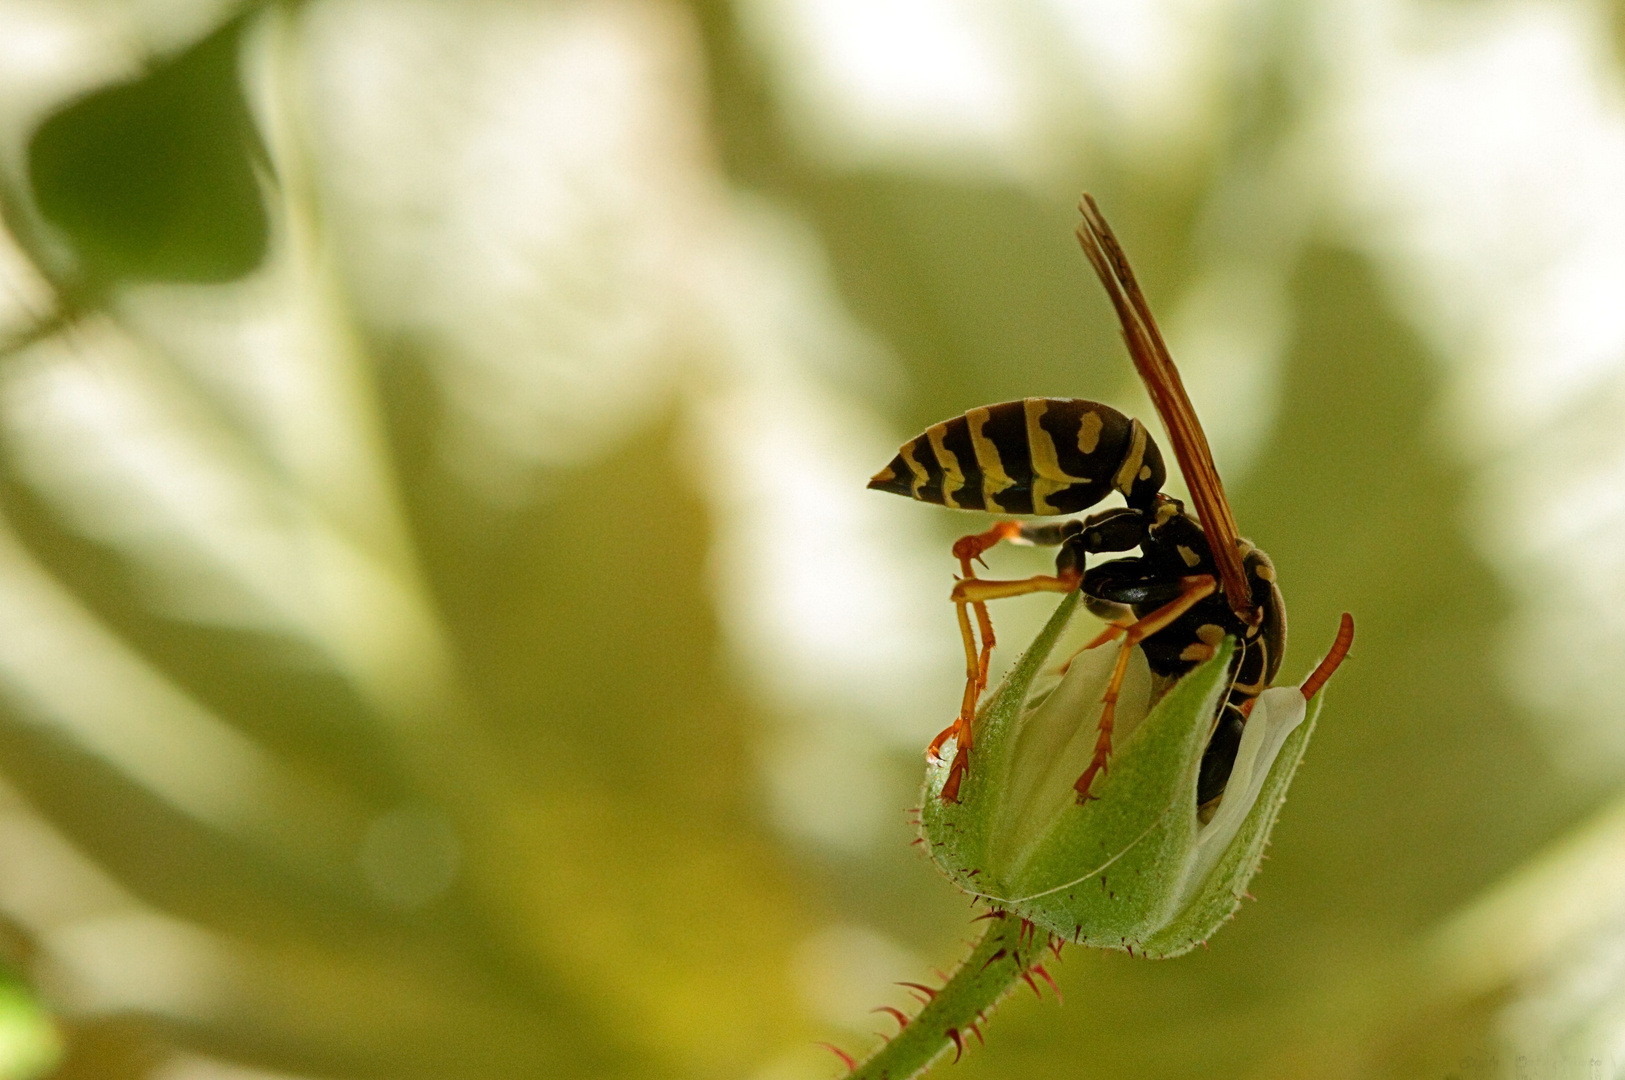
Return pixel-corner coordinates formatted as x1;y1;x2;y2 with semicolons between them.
868;398;1166;515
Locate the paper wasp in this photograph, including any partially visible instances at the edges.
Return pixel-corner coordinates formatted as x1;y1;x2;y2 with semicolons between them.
869;196;1352;811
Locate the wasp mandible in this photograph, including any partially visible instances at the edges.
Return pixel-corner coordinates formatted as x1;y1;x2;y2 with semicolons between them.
869;196;1353;810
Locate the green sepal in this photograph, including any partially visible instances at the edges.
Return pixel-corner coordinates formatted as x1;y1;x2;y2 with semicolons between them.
918;594;1320;957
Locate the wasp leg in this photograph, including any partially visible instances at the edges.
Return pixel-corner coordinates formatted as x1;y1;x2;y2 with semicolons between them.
927;524;1023;762
949;572;1085;605
951;522;1025;698
931;522;1069;784
1073;575;1218;802
946;512;1139;703
1080;620;1130;651
1054;619;1134;677
930;568;1084;801
928;597;982;761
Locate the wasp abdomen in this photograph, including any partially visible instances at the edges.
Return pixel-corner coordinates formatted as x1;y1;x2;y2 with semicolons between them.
868;398;1166;515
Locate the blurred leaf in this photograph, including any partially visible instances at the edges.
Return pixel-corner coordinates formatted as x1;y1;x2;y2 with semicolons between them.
0;1;1619;1078
27;17;269;286
0;975;59;1080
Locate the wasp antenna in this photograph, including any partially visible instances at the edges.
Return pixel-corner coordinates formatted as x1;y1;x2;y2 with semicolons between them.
1076;194;1253;621
1300;613;1355;700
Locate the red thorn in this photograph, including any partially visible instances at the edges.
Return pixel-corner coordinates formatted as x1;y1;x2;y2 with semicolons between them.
1243;891;1257;901
1048;934;1065;958
1032;964;1062;1003
815;1043;856;1070
947;1028;965;1063
968;1021;985;1045
1021;970;1042;998
872;1006;909;1030
1199;939;1209;950
971;910;1006;923
979;948;1008;973
1125;943;1134;957
910;837;926;846
898;982;938;1002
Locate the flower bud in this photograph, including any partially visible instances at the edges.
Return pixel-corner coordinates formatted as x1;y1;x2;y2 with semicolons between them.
918;592;1321;957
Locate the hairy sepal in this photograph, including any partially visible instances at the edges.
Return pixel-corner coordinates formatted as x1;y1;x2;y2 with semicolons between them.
920;595;1319;957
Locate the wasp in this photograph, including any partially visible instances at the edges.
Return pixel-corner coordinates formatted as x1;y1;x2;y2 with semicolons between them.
869;196;1353;810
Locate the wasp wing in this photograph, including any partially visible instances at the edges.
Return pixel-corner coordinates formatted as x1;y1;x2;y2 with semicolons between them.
1075;195;1253;622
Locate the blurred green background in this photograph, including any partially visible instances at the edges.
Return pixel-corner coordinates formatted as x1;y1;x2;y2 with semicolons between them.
0;1;1623;1078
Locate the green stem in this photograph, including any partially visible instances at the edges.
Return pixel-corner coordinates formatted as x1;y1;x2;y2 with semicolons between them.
842;914;1055;1080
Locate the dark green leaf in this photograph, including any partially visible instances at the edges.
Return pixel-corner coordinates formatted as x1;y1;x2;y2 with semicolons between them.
27;18;269;285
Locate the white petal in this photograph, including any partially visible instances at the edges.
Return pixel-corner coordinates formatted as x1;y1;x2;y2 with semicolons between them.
1188;686;1307;888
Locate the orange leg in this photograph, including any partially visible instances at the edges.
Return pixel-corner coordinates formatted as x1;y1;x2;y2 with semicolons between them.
952;522;1024;692
926;522;1024;794
1056;620;1130;676
927;523;1019;762
929;558;1082;802
1081;621;1129;651
1073;575;1218;802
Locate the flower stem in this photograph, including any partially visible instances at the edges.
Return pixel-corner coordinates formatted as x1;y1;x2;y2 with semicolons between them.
842;914;1055;1080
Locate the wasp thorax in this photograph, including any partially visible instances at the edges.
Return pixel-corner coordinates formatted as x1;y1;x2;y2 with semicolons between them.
917;593;1318;957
